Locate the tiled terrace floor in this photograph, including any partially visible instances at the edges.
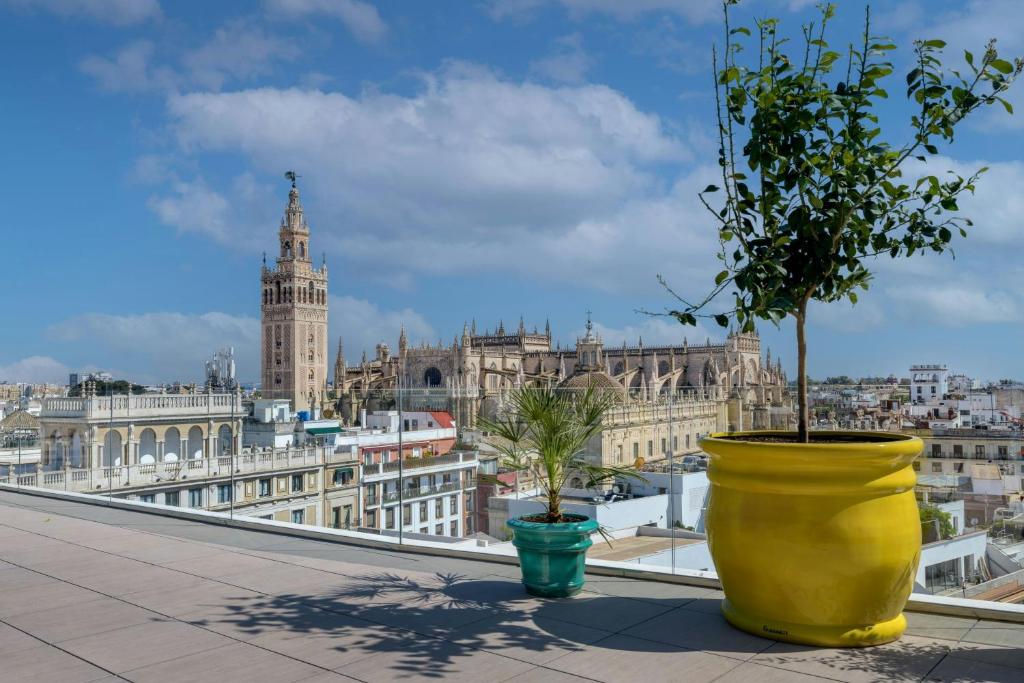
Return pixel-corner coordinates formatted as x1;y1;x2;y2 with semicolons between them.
0;489;1022;682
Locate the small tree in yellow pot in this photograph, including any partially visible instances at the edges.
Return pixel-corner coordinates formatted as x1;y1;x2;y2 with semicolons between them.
660;1;1020;646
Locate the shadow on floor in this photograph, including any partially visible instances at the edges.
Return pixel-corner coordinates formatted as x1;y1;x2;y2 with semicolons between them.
183;571;999;680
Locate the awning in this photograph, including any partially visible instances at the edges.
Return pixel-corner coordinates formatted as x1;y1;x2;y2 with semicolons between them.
306;426;342;435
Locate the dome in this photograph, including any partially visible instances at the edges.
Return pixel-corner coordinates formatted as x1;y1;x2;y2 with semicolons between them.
558;370;621;392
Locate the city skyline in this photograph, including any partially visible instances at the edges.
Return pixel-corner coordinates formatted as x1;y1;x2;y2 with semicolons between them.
2;0;1022;385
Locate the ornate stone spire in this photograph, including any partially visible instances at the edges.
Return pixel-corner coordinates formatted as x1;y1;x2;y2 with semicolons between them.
398;324;407;352
497;319;505;335
282;172;306;233
545;318;551;337
518;316;526;336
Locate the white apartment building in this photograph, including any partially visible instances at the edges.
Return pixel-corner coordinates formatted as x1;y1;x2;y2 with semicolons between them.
299;409;478;539
905;364;1022;428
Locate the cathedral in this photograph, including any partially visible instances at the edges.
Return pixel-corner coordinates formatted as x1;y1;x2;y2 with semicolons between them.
258;176;790;429
334;315;791;431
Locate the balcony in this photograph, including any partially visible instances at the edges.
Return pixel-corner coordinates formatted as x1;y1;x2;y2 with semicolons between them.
361;450;478;481
41;393;243;421
5;446;332;493
382;481;463;504
1;486;1021;682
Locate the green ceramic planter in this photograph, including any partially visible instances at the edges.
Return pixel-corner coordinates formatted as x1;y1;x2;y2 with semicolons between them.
508;514;598;598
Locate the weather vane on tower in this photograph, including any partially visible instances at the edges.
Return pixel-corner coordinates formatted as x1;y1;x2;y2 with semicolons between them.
284;170;300;188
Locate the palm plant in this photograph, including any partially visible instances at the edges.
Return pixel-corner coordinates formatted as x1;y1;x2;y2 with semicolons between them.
481;386;636;523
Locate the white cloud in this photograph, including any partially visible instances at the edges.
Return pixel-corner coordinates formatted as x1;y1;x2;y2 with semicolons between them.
488;0;719;24
146;172;276;247
880;0;1024;131
266;0;387;44
79;40;173;93
159;65;703;294
47;312;260;384
80;20;300;93
182;19;301;91
329;296;434;366
890;284;1021;325
37;298;436;384
585;316;715;348
147;178;231;241
0;356;70;384
529;33;592;84
1;0;160;25
810;299;885;333
891;155;1024;246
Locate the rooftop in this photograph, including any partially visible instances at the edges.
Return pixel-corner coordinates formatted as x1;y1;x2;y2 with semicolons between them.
1;488;1023;682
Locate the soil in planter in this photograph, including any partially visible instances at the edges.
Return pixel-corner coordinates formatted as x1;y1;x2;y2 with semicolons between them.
521;513;590;524
715;432;907;444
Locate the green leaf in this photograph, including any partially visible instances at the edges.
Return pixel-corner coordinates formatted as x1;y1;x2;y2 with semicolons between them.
924;144;938;154
997;96;1014;114
713;314;730;328
848;292;857;305
715;270;729;286
991;58;1014;74
922;39;946;48
703;184;719;193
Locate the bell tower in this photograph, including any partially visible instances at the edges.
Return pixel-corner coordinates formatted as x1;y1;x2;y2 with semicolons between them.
260;172;328;414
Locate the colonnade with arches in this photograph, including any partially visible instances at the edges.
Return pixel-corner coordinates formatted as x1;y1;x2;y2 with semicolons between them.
39;419;242;470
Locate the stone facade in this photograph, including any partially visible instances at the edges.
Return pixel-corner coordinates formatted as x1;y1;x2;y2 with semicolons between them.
335;315;790;432
37;392;243;469
260;179;329;414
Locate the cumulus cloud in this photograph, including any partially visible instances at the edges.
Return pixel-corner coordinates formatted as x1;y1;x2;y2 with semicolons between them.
80;20;301;93
898;156;1024;245
146;173;276;247
182;20;301;91
878;0;1024;130
488;0;719;24
266;0;387;44
48;312;259;384
529;33;592;84
584;315;715;348
147;178;231;241
38;297;436;384
890;284;1021;325
158;65;708;294
79;40;173;93
329;296;434;367
1;0;160;25
0;356;70;384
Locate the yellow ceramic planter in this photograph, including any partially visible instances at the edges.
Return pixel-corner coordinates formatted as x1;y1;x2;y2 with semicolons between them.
700;431;923;648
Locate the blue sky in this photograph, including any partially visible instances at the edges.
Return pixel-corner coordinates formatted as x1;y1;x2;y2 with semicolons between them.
0;0;1021;385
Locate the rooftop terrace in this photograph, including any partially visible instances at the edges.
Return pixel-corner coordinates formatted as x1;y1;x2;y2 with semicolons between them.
1;488;1023;682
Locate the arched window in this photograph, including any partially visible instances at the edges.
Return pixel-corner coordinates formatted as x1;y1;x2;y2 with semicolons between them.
275;281;281;304
298;241;306;258
217;424;233;457
187;426;204;459
283;240;292;258
308;282;315;303
139;428;157;464
424;367;443;387
163;427;180;462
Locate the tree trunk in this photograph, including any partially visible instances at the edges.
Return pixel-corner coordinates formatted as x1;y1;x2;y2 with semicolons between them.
796;304;810;443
